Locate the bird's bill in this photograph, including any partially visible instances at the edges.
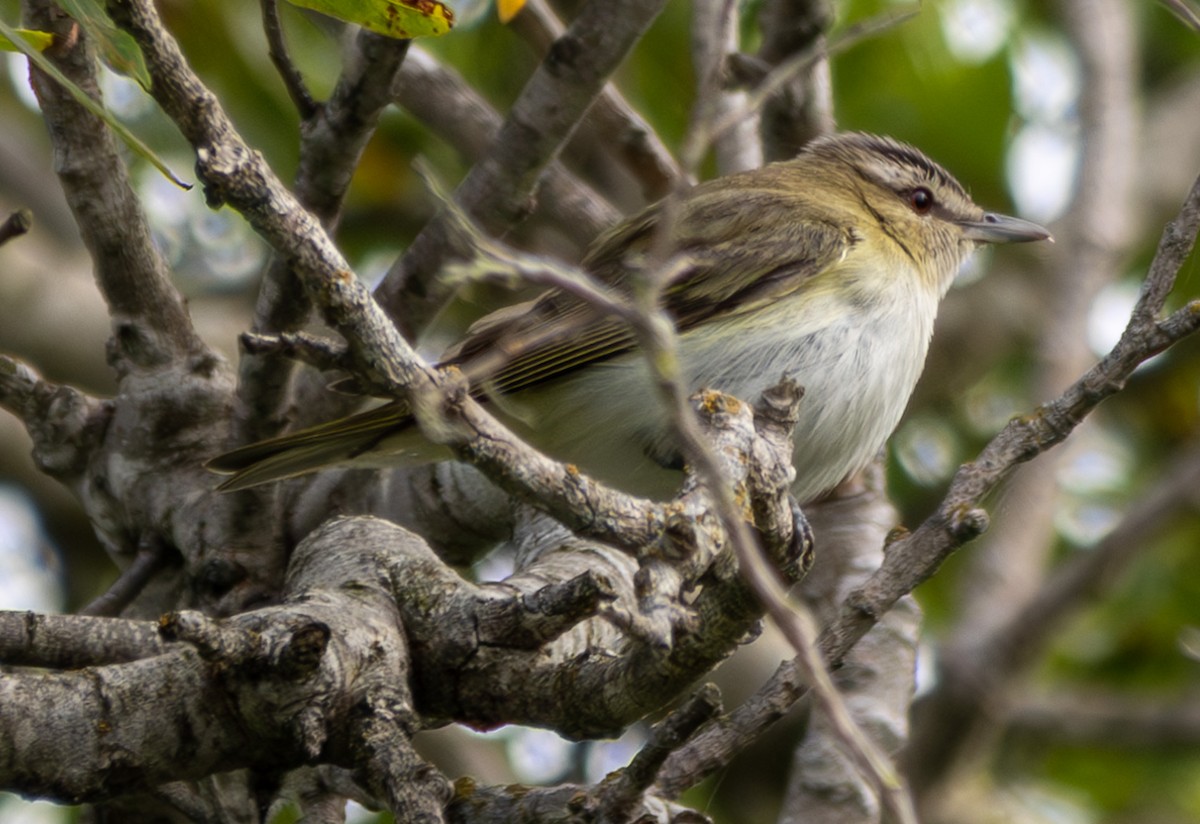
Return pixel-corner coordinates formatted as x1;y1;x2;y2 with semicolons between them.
958;212;1053;244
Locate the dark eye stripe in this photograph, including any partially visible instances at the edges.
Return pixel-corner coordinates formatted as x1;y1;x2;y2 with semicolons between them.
868;141;968;200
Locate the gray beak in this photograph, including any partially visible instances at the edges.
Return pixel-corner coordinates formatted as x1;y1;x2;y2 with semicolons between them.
958;212;1053;244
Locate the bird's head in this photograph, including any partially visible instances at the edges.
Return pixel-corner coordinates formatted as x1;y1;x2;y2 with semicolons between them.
804;132;1051;293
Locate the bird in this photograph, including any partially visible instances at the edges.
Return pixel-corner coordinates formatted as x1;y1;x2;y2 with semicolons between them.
208;132;1051;501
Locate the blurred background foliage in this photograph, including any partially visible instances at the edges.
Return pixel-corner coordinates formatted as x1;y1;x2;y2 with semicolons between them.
1;0;1199;822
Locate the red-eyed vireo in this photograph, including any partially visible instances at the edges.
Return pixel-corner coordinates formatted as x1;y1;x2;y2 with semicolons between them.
208;132;1050;501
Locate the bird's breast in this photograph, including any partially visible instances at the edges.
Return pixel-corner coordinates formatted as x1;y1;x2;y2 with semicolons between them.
509;266;941;502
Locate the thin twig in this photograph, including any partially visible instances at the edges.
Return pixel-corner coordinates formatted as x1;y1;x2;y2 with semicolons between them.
907;0;1142;796
628;286;916;822
260;0;316;118
234;25;410;446
394;47;619;247
80;535;170;617
239;330;352;374
983;437;1200;678
596;684;722;821
1159;0;1200;31
823;172;1200;662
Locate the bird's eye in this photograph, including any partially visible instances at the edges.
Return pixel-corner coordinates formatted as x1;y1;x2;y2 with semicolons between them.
908;187;934;214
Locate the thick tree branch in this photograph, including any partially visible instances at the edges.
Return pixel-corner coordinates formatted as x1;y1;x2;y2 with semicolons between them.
394;46;620;249
512;0;686;199
780;475;922;824
755;0;835;161
22;0;208;369
0;610;167;667
0;519;440;810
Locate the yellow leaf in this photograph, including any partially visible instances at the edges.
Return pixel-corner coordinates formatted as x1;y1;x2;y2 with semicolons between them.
0;29;53;52
497;0;526;24
287;0;455;39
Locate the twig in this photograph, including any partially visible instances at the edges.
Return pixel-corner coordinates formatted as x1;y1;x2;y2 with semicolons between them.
260;0;316;118
80;534;171;617
700;5;918;163
1159;0;1200;31
608;210;916;821
1006;690;1200;748
394;47;619;247
420;158;633;319
234;25;410;445
908;0;1142;796
983;437;1200;679
596;684;722;821
824;171;1200;664
239;331;352;374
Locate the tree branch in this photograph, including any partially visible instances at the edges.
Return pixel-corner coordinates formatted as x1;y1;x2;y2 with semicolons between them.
755;0;835;161
22;0;208;369
0;610;168;667
512;0;686;199
691;0;762;174
393;46;619;250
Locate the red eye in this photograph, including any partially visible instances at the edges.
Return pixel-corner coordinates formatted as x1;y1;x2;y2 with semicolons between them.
909;187;934;214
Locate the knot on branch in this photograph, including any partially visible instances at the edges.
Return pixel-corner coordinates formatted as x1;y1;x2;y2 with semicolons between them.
195;139;263;209
158;609;330;679
946;505;990;544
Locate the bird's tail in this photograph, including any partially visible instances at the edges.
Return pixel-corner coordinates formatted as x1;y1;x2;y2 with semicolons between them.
206;403;416;491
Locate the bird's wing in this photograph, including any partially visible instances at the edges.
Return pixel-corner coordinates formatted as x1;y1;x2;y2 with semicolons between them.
446;185;852;396
205;401;413;486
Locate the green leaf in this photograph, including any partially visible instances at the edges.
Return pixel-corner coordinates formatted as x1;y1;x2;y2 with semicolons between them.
55;0;151;88
0;28;53;52
0;16;190;189
286;0;454;39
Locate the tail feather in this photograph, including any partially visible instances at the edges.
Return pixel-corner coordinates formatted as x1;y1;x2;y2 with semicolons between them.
207;402;413;491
